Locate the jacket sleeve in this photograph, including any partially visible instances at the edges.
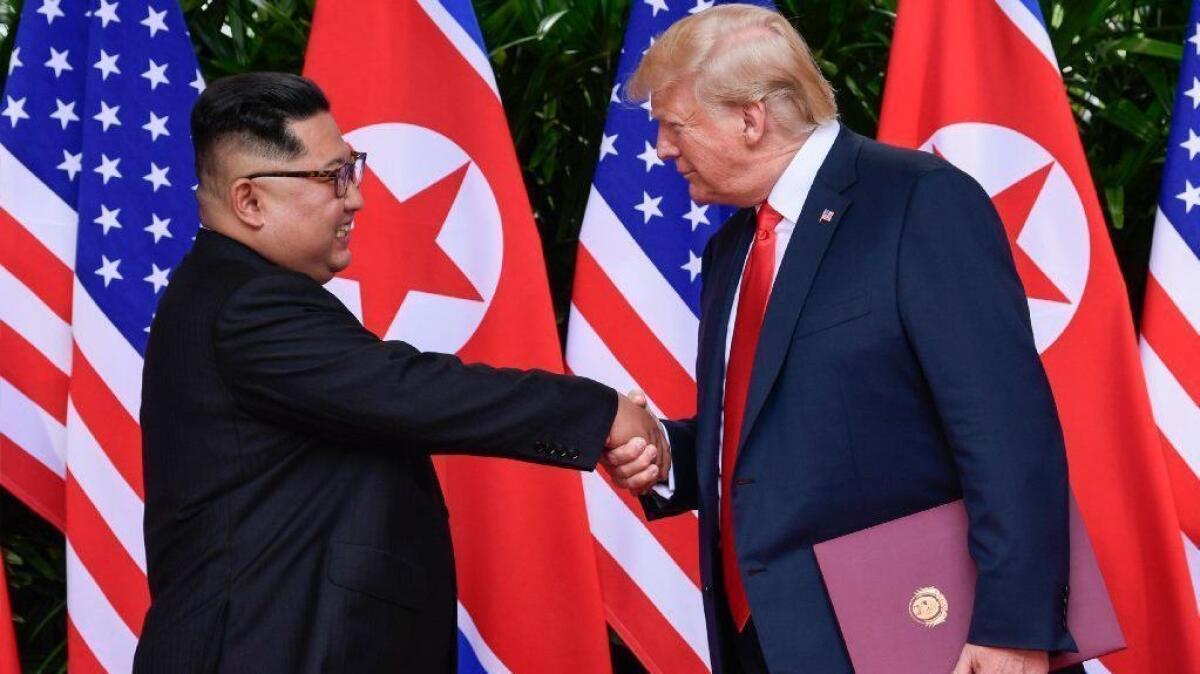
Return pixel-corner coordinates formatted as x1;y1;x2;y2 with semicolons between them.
213;272;617;469
640;417;700;519
897;166;1075;652
639;223;734;521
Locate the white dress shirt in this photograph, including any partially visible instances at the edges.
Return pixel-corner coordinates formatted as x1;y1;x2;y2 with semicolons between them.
653;120;841;499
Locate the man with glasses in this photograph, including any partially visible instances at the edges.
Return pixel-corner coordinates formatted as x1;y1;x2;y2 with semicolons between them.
134;72;666;673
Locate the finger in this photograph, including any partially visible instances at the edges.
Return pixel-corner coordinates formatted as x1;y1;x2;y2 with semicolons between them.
627;389;648;408
653;441;672;474
598;450;616;468
620;464;660;494
612;445;658;480
950;649;973;674
646;426;663;451
605;437;647;465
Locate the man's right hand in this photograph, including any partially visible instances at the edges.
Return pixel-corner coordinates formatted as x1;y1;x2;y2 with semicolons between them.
601;390;671;495
606;392;665;451
600;437;663;495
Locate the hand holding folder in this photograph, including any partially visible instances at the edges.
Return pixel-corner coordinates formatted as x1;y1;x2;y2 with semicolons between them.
813;499;1124;674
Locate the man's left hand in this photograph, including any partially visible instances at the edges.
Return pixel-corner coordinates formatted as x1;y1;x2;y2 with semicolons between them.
951;644;1049;674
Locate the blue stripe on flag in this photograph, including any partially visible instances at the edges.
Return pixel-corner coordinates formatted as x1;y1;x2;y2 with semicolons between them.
1015;0;1046;26
457;629;490;674
436;0;489;56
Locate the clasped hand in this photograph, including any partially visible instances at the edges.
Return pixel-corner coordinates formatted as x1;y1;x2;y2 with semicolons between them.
601;389;671;495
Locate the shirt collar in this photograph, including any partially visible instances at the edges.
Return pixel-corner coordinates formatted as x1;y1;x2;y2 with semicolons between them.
764;120;841;224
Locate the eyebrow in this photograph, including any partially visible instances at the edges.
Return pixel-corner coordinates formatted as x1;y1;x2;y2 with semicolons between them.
319;147;354;168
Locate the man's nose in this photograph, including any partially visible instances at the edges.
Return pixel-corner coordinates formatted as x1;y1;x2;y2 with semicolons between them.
656;132;678;160
344;179;365;211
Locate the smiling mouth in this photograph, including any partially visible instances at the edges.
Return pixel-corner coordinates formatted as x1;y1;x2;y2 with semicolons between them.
335;221;354;242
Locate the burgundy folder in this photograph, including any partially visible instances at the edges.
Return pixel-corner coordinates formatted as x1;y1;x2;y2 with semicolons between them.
812;499;1124;673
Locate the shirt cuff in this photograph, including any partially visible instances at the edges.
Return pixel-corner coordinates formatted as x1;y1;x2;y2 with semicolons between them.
651;419;675;498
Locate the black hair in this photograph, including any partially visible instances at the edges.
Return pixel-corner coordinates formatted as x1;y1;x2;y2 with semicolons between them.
190;72;331;181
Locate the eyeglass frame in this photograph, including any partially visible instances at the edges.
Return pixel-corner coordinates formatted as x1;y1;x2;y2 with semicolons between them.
241;151;367;198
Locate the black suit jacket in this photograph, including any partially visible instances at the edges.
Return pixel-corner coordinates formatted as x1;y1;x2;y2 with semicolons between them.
133;229;616;673
644;128;1075;673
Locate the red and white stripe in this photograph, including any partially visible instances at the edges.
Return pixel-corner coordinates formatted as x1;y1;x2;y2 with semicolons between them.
1139;208;1200;610
0;146;149;672
566;187;711;673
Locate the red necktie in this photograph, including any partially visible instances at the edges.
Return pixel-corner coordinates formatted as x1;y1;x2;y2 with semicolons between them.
721;203;784;630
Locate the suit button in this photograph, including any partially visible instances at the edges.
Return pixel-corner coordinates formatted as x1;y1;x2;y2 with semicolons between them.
702;584;712;594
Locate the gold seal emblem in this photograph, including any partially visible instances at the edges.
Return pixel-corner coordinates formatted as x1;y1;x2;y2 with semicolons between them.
909;587;949;627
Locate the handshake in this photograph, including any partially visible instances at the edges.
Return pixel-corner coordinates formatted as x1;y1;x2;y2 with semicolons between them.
601;389;671;496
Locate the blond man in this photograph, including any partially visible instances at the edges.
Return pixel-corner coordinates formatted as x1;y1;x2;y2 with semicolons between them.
600;5;1078;673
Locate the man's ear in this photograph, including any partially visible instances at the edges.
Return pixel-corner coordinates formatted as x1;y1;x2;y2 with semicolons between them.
742;100;768;146
229;178;267;231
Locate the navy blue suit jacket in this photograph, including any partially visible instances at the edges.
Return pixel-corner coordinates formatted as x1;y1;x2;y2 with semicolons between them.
643;127;1076;673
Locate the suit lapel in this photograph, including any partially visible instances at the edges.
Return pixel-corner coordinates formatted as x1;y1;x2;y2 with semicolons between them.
696;209;753;495
698;209;754;388
737;128;863;453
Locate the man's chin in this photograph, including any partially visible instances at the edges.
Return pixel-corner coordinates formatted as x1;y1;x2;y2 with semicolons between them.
687;185;716;205
329;253;352;277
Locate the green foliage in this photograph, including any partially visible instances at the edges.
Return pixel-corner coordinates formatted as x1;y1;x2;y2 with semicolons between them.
0;1;1188;671
2;495;67;674
777;0;897;136
1048;0;1188;316
0;0;24;80
477;0;630;326
181;0;314;77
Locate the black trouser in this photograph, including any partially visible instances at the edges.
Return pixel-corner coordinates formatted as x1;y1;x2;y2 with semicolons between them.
731;619;769;674
717;597;769;674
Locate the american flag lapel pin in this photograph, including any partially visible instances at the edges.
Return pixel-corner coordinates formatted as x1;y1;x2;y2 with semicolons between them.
820;208;836;223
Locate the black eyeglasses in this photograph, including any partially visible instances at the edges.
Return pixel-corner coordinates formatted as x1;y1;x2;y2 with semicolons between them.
243;151;367;198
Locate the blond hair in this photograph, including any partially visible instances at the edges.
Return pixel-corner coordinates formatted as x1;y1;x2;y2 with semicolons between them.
627;4;837;135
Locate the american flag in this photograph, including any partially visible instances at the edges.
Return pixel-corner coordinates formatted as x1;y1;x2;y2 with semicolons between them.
0;0;202;670
564;1;766;671
1139;0;1200;609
